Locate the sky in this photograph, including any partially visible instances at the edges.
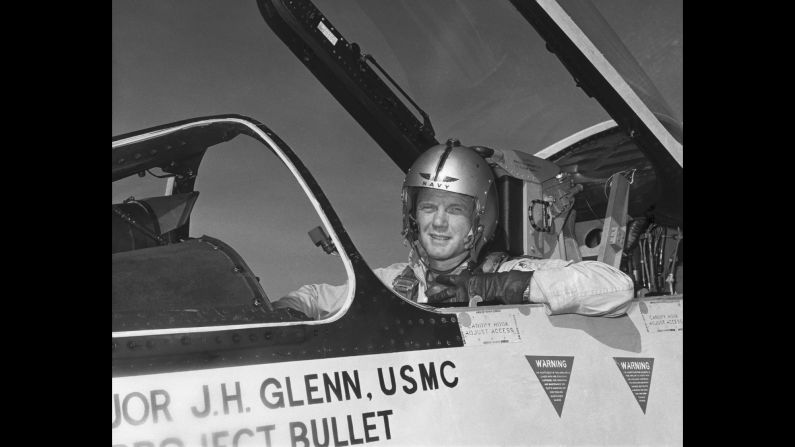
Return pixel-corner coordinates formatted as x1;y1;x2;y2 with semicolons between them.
112;0;682;298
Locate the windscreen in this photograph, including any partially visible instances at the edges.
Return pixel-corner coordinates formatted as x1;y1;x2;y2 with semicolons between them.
112;129;351;329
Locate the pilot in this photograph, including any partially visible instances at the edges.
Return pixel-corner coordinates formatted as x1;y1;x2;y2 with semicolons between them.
274;141;634;320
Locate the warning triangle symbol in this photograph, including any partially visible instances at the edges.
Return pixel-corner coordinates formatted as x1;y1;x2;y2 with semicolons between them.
614;357;654;413
525;356;574;417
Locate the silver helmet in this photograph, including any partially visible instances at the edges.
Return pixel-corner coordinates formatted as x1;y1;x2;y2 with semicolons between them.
401;139;499;262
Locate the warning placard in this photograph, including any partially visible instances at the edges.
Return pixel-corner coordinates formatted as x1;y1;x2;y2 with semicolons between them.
525;356;574;417
458;309;522;346
639;299;682;333
614;357;654;413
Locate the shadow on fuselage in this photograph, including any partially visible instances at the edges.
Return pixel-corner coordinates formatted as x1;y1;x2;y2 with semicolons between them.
548;312;642;353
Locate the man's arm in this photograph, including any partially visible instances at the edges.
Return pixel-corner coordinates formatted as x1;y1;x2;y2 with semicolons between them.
274;283;350;320
510;259;635;317
427;258;633;317
273;263;409;320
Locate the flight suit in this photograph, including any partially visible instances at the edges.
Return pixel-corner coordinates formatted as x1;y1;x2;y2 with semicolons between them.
274;249;634;321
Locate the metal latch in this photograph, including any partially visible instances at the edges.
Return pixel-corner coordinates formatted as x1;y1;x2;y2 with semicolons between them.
308;226;338;255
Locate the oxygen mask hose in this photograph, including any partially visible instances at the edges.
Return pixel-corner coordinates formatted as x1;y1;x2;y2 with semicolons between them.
665;230;682;294
657;228;667;291
639;234;649;290
625;217;650;252
645;227;656;293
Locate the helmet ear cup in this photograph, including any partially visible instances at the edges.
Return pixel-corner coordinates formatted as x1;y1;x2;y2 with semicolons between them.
469;184;499;260
464;224;484;250
480;183;499;243
401;186;419;243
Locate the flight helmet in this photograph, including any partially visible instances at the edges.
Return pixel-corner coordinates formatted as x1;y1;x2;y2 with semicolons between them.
401;139;499;265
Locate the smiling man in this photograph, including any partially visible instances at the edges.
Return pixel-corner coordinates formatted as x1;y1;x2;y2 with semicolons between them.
415;188;474;271
274;140;634;320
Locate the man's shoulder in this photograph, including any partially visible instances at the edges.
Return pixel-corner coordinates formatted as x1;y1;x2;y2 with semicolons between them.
376;262;410;272
373;262;411;281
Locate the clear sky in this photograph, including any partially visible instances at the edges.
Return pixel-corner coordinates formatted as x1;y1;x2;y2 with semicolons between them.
112;0;682;298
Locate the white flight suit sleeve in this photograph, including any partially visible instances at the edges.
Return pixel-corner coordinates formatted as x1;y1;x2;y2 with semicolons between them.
499;258;634;317
273;263;409;320
274;282;350;320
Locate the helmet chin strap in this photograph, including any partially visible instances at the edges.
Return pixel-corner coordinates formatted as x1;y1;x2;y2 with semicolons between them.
416;225;483;277
463;225;482;249
465;224;484;262
409;234;471;276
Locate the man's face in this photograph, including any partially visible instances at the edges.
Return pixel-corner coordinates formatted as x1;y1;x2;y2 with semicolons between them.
415;188;475;265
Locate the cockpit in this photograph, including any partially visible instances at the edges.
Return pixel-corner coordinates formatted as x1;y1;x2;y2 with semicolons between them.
113;0;682;335
112;118;348;333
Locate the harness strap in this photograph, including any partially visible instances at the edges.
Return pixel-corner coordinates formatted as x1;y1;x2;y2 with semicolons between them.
391;252;518;302
392;265;419;302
